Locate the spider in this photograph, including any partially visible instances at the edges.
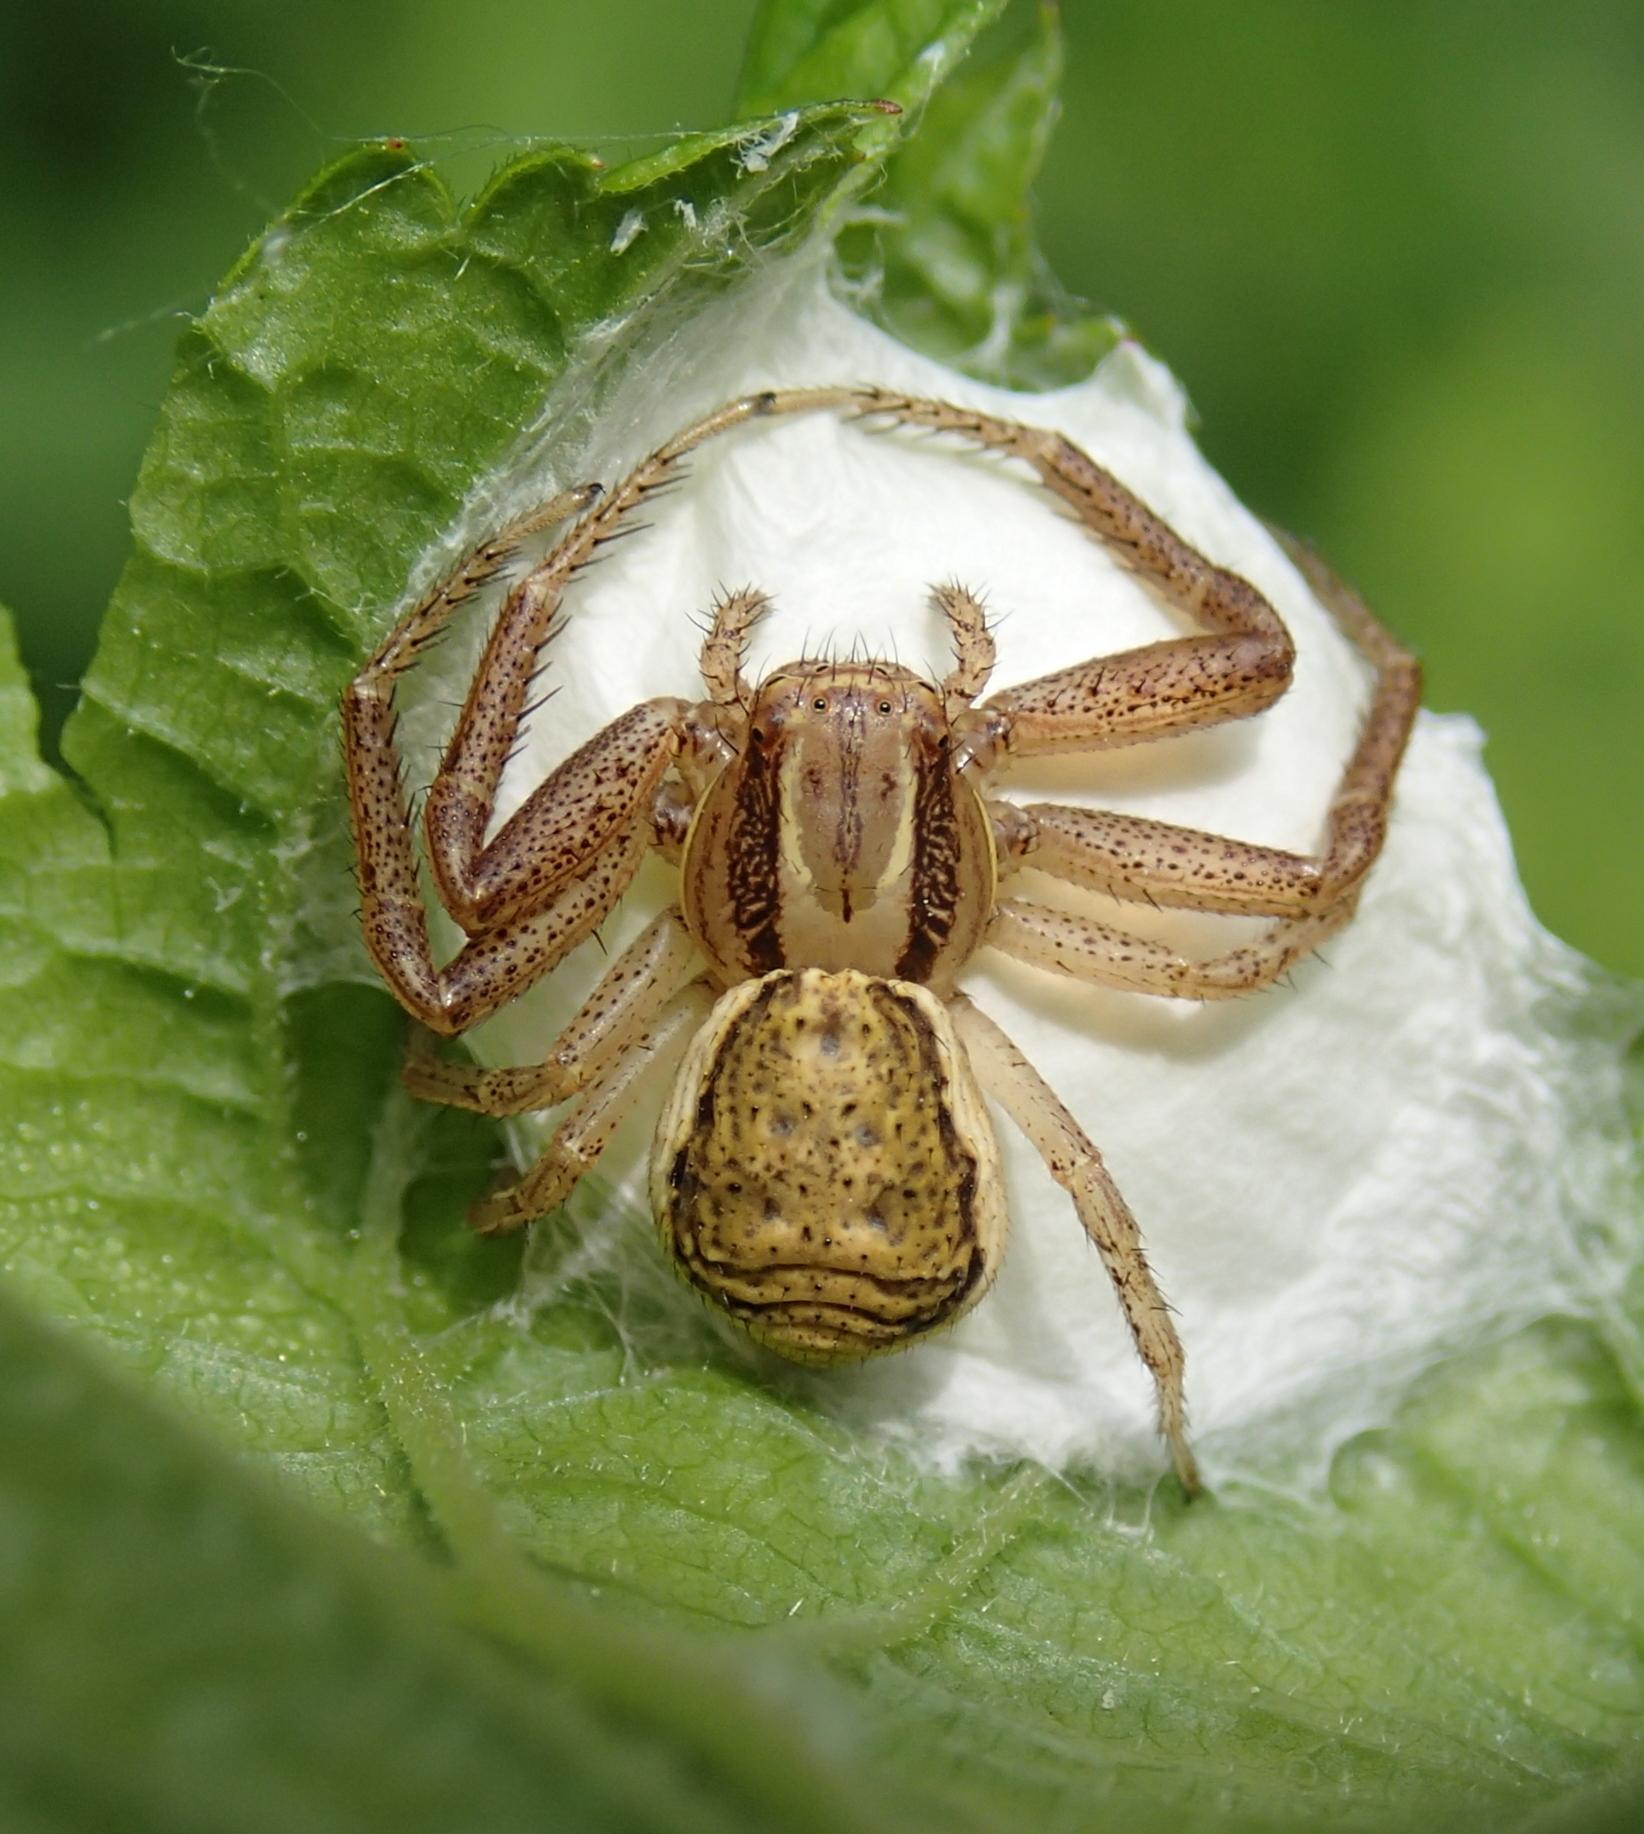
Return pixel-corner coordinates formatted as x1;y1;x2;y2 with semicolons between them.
342;385;1420;1493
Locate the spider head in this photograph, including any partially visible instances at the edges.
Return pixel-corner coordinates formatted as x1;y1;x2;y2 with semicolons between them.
749;659;954;849
736;659;958;923
748;657;944;750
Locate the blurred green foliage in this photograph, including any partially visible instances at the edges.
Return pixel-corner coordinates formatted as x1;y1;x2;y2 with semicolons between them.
1;0;1639;972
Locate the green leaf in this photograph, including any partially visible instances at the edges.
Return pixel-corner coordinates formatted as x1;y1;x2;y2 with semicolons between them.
738;0;1008;122
863;1;1122;385
0;1275;943;1834
741;0;1114;384
2;3;1642;1830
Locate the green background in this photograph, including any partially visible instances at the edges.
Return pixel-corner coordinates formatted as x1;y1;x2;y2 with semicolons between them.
3;1;1640;972
0;7;1640;1830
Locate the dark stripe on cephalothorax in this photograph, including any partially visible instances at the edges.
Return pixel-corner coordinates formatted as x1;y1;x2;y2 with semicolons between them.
895;738;963;984
725;728;786;973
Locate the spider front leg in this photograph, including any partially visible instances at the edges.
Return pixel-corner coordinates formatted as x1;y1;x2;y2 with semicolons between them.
343;473;699;1034
341;392;861;1036
844;389;1297;760
950;994;1199;1495
985;538;1421;999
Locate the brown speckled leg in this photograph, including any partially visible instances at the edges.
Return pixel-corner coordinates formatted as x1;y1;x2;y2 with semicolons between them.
342;389;888;1041
837;388;1296;761
342;477;684;1034
951;993;1198;1495
987;896;1350;1000
995;803;1343;916
404;908;701;1115
991;531;1420;918
983;538;1420;997
469;983;715;1235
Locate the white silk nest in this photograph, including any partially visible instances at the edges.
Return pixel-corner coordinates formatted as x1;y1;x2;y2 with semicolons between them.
418;254;1639;1492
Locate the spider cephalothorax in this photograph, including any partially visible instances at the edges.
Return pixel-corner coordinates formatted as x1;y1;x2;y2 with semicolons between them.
680;654;995;988
343;385;1420;1493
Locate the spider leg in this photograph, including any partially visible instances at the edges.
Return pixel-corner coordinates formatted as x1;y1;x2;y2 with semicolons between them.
344;389;889;1041
987;896;1350;1000
974;624;1290;760
371;820;657;1035
983;535;1419;989
468;982;715;1235
347;573;663;1036
950;993;1199;1495
411;450;711;930
343;481;603;956
995;801;1333;915
344;412;745;1033
814;389;1295;764
428;699;689;934
991;585;1417;915
404;908;701;1115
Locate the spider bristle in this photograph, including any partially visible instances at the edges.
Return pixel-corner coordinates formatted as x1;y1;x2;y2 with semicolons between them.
593;520;653;548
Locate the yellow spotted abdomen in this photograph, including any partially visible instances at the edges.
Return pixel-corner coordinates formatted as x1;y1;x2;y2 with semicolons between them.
649;968;1005;1362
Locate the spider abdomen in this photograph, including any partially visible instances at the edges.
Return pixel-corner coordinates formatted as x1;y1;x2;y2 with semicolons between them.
650;968;1006;1362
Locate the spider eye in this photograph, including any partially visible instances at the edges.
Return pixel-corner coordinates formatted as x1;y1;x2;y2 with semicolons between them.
877;700;893;714
812;696;828;712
